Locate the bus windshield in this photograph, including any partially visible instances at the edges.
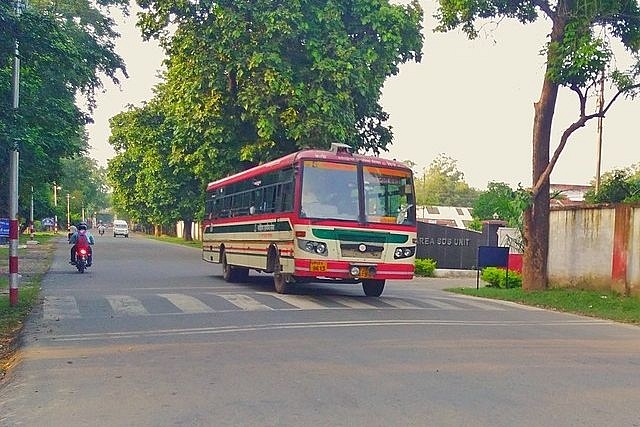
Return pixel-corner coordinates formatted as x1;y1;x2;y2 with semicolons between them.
300;160;415;224
363;165;415;224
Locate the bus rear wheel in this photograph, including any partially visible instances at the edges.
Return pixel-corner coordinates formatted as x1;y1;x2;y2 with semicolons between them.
222;251;248;283
362;279;385;297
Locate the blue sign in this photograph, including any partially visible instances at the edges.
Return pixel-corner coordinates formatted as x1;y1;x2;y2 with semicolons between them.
0;218;9;237
42;217;54;227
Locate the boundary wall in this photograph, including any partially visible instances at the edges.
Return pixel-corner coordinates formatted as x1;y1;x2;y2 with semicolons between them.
548;204;640;296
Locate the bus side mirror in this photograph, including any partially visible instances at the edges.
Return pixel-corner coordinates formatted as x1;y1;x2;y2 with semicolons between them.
396;204;413;224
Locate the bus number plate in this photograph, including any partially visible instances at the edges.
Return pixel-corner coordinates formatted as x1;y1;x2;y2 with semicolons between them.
310;261;327;272
358;268;371;278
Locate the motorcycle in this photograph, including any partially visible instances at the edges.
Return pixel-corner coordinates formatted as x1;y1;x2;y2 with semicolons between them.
72;241;92;273
98;225;105;236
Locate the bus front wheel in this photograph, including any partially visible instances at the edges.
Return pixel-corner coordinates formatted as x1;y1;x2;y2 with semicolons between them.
362;279;385;297
273;260;293;294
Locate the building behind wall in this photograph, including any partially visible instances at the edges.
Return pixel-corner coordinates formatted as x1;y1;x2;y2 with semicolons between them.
416;205;474;229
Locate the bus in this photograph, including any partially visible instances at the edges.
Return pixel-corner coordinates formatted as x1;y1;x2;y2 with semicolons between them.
202;143;417;297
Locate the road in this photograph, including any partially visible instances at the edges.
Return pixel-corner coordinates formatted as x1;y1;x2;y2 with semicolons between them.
1;234;640;426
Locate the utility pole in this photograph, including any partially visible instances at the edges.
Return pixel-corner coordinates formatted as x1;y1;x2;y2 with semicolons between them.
8;0;26;306
29;186;34;240
53;182;60;233
595;68;605;194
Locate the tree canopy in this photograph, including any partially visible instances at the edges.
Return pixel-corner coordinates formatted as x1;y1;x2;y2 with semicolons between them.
434;0;640;290
415;153;480;207
585;164;640;203
107;0;424;232
0;0;127;219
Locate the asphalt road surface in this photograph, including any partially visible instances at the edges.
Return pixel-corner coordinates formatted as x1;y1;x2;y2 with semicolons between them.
1;233;639;426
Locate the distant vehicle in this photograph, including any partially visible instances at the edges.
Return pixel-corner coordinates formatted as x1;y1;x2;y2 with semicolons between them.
202;143;417;297
113;220;129;238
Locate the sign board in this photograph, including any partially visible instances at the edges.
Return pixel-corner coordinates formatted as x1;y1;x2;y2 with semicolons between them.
477;246;509;268
0;218;9;237
41;217;54;227
476;246;510;289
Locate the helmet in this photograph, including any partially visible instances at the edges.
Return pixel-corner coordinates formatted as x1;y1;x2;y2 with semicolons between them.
78;222;87;231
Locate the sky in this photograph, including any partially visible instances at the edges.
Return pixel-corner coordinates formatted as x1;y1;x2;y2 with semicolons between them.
87;1;639;191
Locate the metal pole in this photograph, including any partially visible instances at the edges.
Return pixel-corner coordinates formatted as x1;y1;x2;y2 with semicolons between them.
53;182;58;233
66;193;70;231
595;70;605;194
9;0;25;306
29;186;34;239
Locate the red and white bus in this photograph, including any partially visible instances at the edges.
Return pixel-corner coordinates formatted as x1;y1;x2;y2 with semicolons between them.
202;143;417;296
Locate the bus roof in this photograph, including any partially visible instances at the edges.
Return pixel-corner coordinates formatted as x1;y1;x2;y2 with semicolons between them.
205;146;411;192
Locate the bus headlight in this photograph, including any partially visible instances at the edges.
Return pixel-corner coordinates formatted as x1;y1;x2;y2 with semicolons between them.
394;246;415;259
299;239;328;256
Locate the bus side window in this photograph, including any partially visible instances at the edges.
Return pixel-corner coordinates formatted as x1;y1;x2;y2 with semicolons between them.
221;196;232;218
281;181;293;212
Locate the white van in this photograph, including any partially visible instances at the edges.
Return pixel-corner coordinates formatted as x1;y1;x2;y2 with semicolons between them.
113;219;129;238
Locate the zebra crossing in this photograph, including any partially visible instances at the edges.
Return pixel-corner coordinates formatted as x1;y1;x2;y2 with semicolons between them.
42;292;509;320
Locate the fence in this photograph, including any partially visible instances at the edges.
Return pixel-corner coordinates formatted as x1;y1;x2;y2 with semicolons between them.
548;204;640;296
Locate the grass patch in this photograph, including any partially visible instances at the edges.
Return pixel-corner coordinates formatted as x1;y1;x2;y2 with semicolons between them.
146;234;202;249
0;284;40;336
448;286;640;325
1;232;58;372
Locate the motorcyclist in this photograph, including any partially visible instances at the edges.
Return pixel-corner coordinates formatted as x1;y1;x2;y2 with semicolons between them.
97;222;106;236
69;222;95;266
67;224;77;241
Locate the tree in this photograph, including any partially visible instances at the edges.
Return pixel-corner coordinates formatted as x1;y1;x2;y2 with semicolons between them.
435;0;640;290
585;165;640;203
59;156;110;224
135;0;424;182
108;96;202;239
471;182;529;228
0;0;128;218
416;153;479;206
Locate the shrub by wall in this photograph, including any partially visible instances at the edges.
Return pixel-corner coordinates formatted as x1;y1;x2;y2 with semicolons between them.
415;258;437;277
481;267;522;288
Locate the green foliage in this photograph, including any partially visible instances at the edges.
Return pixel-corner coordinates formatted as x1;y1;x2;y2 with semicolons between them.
58;156;110;227
134;0;424;183
108;99;202;235
414;258;437;277
0;0;127;218
481;267;522;288
585;165;640;204
472;182;530;228
415;153;480;206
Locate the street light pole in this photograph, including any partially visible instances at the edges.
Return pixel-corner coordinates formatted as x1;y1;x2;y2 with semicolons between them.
8;0;26;306
66;193;70;231
53;182;60;233
29;186;34;240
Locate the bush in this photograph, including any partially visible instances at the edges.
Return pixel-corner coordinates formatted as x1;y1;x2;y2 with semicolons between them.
415;258;437;277
481;267;522;288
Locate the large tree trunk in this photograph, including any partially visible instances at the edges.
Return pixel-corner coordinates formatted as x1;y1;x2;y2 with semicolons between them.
183;219;193;241
522;19;565;291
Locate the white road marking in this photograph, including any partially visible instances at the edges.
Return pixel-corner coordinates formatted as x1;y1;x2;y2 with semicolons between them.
216;294;273;311
106;295;149;316
380;298;424;309
49;319;615;342
266;294;327;310
43;296;81;320
421;298;464;310
329;296;380;309
158;293;214;313
439;297;505;311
